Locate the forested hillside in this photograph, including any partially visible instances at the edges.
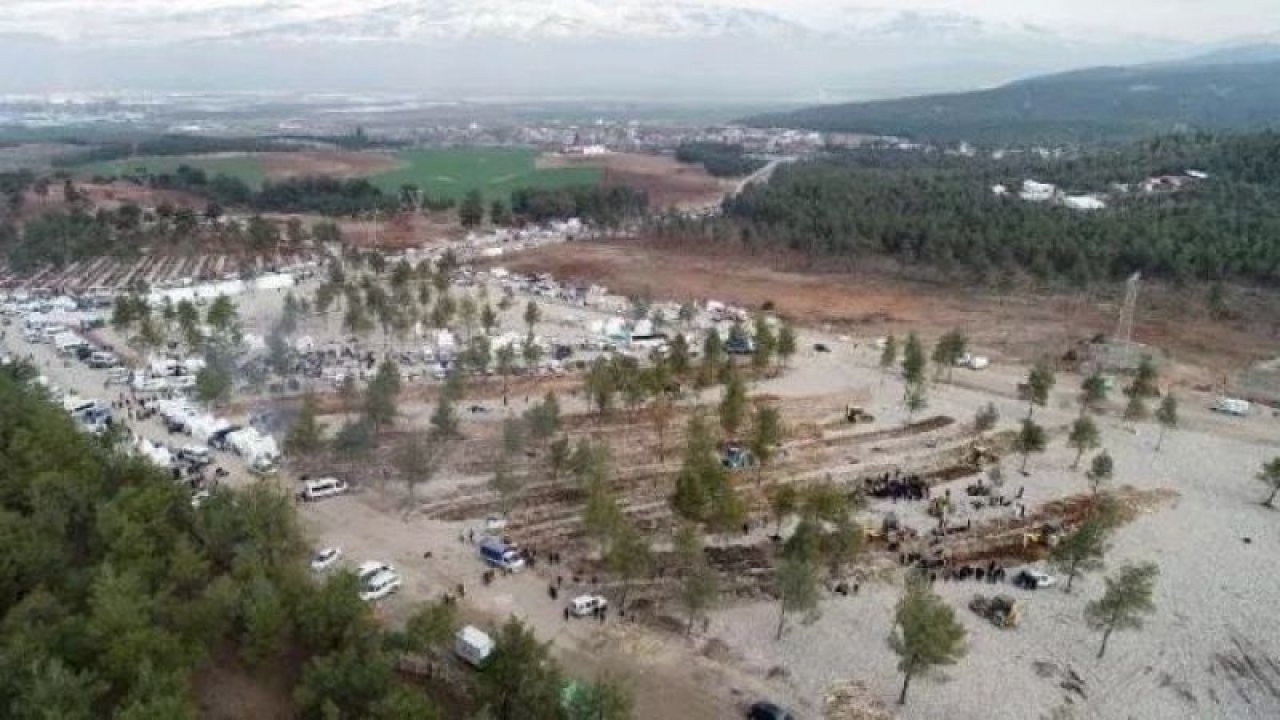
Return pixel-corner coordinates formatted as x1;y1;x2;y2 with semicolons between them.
743;60;1280;145
653;132;1280;286
0;364;624;720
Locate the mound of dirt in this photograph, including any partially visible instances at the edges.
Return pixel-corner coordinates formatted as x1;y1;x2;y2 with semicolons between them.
823;680;895;720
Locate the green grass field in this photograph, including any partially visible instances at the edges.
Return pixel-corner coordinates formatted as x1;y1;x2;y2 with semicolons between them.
75;147;601;201
370;148;601;201
78;154;267;187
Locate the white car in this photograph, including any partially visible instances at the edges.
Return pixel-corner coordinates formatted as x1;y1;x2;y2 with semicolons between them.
310;547;342;572
357;561;395;583
1015;568;1057;590
569;594;609;617
359;570;402;602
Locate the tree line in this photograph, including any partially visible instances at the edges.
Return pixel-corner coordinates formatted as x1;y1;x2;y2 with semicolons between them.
674;142;766;178
653;131;1280;286
510;185;649;227
1;196;331;272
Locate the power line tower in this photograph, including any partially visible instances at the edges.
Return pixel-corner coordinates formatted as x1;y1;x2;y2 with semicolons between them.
1114;272;1141;365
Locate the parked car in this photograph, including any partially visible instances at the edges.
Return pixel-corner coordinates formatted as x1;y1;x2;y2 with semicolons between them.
813;343;831;353
569;594;609;617
311;547;342;572
747;701;798;720
479;538;525;571
359;569;402;602
177;446;212;468
299;477;348;502
356;560;391;580
1014;568;1056;590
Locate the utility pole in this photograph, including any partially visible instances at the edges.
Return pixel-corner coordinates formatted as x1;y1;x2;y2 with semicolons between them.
368;208;380;247
1115;272;1140;366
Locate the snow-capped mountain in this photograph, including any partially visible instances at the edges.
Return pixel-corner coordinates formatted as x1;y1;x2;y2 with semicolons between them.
0;0;1078;45
235;0;812;42
0;1;1195;100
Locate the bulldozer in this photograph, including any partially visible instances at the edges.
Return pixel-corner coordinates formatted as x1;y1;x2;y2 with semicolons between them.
1022;522;1063;551
969;594;1020;628
845;405;875;424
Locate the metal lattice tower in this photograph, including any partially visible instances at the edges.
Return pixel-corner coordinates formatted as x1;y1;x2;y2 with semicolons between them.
1115;272;1141;356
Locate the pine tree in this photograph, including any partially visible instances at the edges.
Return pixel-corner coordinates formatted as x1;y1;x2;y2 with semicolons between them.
1155;394;1178;451
1068;416;1101;469
1025;360;1055;418
1015;419;1047;473
901;333;926;389
879;334;898;379
1257;457;1280;508
1086;451;1114;496
1085;563;1159;659
719;369;748;438
889;575;967;705
1049;517;1111;592
776;323;797;368
1080;372;1109;415
285;394;326;456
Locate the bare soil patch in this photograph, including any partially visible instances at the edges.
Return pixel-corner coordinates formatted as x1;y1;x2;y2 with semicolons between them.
51;182;209;213
500;239;1280;385
259;151;401;180
538;152;729;210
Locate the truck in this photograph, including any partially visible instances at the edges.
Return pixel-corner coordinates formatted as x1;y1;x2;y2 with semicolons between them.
479;538;525;571
454;625;494;668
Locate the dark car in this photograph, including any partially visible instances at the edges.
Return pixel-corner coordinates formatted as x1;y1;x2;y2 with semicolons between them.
747;701;797;720
813;343;831;353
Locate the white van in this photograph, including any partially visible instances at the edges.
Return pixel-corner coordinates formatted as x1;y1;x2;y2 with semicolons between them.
455;626;494;668
1212;397;1251;417
89;351;119;368
569;594;609;617
300;477;348;501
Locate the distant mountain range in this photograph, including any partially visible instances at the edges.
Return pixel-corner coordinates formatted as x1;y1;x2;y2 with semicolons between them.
0;1;1199;101
743;47;1280;144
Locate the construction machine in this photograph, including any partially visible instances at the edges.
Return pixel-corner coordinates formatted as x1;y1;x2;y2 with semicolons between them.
969;594;1020;628
845;405;874;424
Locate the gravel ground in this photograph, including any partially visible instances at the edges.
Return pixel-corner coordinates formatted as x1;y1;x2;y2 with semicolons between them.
11;267;1280;720
712;346;1280;720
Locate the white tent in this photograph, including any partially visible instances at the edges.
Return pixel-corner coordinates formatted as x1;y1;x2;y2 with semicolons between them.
136;438;173;469
253;273;295;291
187;413;232;444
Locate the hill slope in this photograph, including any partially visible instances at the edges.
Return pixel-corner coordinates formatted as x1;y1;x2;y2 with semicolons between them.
743;59;1280;145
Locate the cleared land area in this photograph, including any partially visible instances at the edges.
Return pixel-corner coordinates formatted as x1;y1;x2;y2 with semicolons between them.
10;244;1280;719
501;239;1280;386
538;151;729;209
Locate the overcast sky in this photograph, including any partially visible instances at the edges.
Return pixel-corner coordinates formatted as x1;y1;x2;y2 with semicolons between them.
1;0;1275;43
